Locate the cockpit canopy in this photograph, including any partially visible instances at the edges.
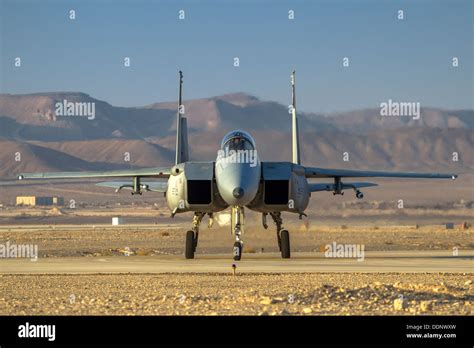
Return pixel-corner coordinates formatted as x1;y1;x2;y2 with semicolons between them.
220;130;256;152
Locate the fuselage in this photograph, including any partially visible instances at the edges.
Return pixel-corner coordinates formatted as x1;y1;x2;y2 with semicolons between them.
215;130;261;207
165;129;309;215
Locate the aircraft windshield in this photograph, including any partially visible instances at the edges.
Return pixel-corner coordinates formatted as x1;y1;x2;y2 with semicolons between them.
224;136;254;152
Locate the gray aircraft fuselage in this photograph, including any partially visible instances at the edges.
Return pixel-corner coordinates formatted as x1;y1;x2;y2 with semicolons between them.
215;130;261;207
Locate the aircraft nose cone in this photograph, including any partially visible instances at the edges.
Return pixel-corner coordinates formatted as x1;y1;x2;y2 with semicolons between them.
232;187;244;199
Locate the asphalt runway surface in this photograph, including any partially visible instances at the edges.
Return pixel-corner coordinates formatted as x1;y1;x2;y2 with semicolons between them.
1;250;473;274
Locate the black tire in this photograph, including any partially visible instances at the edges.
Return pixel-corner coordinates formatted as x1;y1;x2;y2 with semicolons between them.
185;230;195;259
233;242;242;261
280;230;290;258
193;232;199;252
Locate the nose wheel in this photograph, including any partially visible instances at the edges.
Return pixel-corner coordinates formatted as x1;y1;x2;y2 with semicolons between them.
231;206;244;261
233;241;242;261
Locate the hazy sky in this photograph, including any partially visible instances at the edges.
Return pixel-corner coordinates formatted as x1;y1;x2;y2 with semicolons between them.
1;0;472;112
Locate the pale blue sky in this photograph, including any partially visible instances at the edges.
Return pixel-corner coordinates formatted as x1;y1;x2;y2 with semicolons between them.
1;0;472;112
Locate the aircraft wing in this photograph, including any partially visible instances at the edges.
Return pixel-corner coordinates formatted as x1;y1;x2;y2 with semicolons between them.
304;167;457;180
96;181;168;192
17;167;171;180
308;182;377;192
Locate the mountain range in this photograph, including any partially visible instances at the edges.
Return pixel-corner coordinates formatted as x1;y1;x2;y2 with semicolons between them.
0;92;472;178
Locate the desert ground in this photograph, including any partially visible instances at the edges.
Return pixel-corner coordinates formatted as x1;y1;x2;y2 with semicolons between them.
0;210;472;315
0;177;472;315
1;273;472;316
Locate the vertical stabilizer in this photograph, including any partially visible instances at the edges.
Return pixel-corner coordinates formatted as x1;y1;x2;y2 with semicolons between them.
291;70;300;165
175;71;189;164
180;116;189;161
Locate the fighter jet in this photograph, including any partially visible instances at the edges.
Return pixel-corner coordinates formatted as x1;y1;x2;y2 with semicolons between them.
17;71;458;260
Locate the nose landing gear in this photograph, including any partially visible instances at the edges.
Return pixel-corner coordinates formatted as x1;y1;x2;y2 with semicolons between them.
233;241;242;261
231;206;245;261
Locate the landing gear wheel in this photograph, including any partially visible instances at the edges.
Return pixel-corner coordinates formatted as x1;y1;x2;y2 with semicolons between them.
233;242;242;261
185;230;195;259
280;230;290;259
193;232;199;252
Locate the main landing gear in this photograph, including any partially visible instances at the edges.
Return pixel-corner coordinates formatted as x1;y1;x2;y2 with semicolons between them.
185;212;208;259
185;209;292;261
265;212;291;258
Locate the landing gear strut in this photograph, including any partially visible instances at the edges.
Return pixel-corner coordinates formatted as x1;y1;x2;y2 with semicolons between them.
269;212;291;258
185;212;205;259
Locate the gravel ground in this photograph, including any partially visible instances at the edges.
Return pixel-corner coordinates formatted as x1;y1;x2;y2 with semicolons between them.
1;273;472;315
1;223;472;315
0;224;473;257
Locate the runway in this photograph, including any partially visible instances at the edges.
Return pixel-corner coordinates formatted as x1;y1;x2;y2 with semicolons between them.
1;250;473;274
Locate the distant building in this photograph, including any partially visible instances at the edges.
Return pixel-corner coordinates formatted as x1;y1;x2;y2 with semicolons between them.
16;196;64;206
112;217;124;225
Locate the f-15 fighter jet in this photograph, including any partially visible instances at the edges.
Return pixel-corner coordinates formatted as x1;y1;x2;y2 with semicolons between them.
18;71;457;260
